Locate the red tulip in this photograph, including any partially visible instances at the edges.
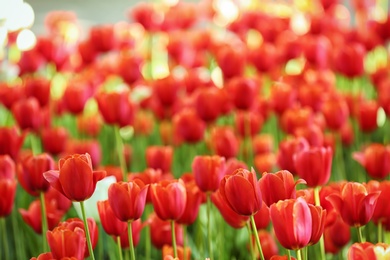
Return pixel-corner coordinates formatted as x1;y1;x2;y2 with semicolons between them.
0;82;24;110
97;200;127;237
294;146;333;187
333;43;366;78
11;97;43;132
17;48;45;75
347;242;378;260
62;140;102;168
235;110;264;137
63;80;92;115
147;213;183;248
260;170;306;207
24;76;51;107
294;124;325;147
250;42;280;73
192;155;226;193
357;100;379;132
47;225;86;260
270;197;326;250
322;93;349;130
129;2;162;31
253;201;270;230
251;230;279;260
177;180;202;225
59;218;99;258
162;245;191;260
280;106;314;135
150;179;187;221
326;182;380;227
366;181;390;227
219;168;262;216
145;146;173;174
19;199;64;234
41;127;69;155
0;155;15;179
353;143;390;179
44;187;72;213
324;214;351;254
78;39;98;65
226;76;259;110
215;44;246;80
254;153;276;174
194;87;224;122
276;137;310;174
17;153;55;196
89;24;117;52
108;180;148;222
0;178;17;217
253;134;274;155
209;126;239;159
95;89;136;127
270;81;297;116
44;153;106;201
0;126;26;160
116;52;143;85
173;108;206;144
212;189;249;229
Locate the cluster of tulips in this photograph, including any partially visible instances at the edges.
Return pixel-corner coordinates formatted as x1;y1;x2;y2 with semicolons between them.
1;0;390;259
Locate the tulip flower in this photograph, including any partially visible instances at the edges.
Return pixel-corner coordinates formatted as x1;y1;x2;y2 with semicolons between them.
17;153;55;196
220;168;265;259
47;225;86;260
321;93;349;131
209;126;239;159
357;100;379;133
173;108;206;144
177;181;202;225
192;155;226;193
294;146;333;187
150;179;186;258
347;242;390;260
211;189;249;229
41;127;69;155
162;245;191;260
44;187;72;213
147;213;183;249
260;170;306;207
0;178;17;217
0;126;25;160
44;153;106;260
324;214;351;255
116;219;142;249
276;137;309;174
270;197;326;251
19;199;63;234
0;155;15;179
327;182;380;242
353;143;390;179
145;146;173;174
252;230;279;260
63;80;93;115
98;200;127;237
11;97;44;132
194;87;224;123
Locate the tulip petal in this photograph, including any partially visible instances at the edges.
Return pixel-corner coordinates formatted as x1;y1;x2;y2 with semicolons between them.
43;170;65;196
225;175;259;216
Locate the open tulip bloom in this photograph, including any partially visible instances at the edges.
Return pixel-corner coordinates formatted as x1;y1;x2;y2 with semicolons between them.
3;2;390;259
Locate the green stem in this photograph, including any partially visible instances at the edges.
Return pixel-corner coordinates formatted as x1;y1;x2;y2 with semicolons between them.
250;215;265;260
296;249;303;260
80;201;95;260
128;221;135;260
39;191;49;252
11;208;24;259
1;218;9;260
206;193;213;260
287;249;291;260
357;226;365;243
314;187;326;260
144;204;151;260
378;221;383;243
117;236;123;260
114;125;128;182
246;222;256;260
171;220;178;258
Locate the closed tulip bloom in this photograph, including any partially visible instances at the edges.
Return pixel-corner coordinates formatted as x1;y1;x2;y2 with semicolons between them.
357;100;379;132
353;143;390;179
324;214;351;254
173;108;206;144
63;80;92;115
209;126;239;159
308;203;327;245
44;153;106;202
194;87;224;122
162;245;191;260
220;168;262;216
277;137;310;174
294;146;333;187
95;89;136;127
59;218;99;258
270;197;322;250
253;201;270;230
150;179;187;221
260;170;306;207
0;155;15;179
366;181;390;226
17;153;55;196
19;199;64;234
0;178;17;217
145;146;173;174
326;182;380;227
192;155;226;193
11;97;43;132
41;127;69;155
347;242;378;260
177;181;203;225
97;200;127;237
45;187;72;213
322;94;349;131
148;213;184;249
0;126;25;160
24;76;51;107
212;189;249;228
253;230;279;260
108;180;148;222
226;76;259;110
47;225;86;260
